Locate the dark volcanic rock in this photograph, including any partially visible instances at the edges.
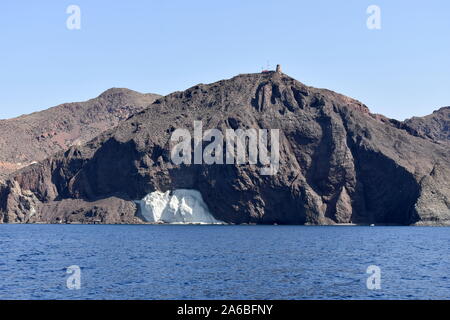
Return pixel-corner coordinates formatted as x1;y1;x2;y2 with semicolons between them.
0;88;160;177
1;72;449;225
401;106;450;144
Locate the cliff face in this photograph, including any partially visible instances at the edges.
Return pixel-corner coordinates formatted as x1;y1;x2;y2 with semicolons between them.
1;72;449;225
0;88;160;177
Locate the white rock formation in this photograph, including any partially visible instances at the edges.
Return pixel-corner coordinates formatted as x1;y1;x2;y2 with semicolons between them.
136;189;224;224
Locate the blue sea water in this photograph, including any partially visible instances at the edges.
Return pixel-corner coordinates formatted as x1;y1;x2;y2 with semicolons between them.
0;224;449;300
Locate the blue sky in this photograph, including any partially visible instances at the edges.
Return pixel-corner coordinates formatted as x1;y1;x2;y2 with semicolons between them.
0;0;449;120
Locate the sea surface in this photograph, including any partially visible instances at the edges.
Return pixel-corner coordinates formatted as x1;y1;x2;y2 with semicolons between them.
0;224;449;300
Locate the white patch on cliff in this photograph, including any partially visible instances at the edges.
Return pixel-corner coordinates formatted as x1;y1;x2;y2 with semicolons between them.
137;189;224;224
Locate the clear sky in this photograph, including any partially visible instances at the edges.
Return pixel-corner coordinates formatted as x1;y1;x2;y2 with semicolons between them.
0;0;449;120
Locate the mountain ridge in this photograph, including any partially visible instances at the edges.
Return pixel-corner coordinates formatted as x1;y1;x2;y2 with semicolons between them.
0;88;160;177
1;71;449;225
401;106;450;144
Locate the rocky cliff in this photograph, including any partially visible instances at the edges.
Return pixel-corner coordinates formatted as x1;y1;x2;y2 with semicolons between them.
1;72;449;225
0;88;160;177
401;106;450;144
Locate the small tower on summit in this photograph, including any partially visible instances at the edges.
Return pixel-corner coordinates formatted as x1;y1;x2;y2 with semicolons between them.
276;64;282;74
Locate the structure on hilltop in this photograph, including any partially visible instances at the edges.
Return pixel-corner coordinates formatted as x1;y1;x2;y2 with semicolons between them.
276;64;282;73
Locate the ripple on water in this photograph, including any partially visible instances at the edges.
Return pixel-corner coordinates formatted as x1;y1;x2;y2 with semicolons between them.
0;225;449;299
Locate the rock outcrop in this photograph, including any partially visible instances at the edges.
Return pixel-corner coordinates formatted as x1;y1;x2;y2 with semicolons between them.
0;88;160;177
401;106;450;144
1;72;449;225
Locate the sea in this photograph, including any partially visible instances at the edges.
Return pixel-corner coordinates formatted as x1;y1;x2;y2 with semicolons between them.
0;224;449;300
